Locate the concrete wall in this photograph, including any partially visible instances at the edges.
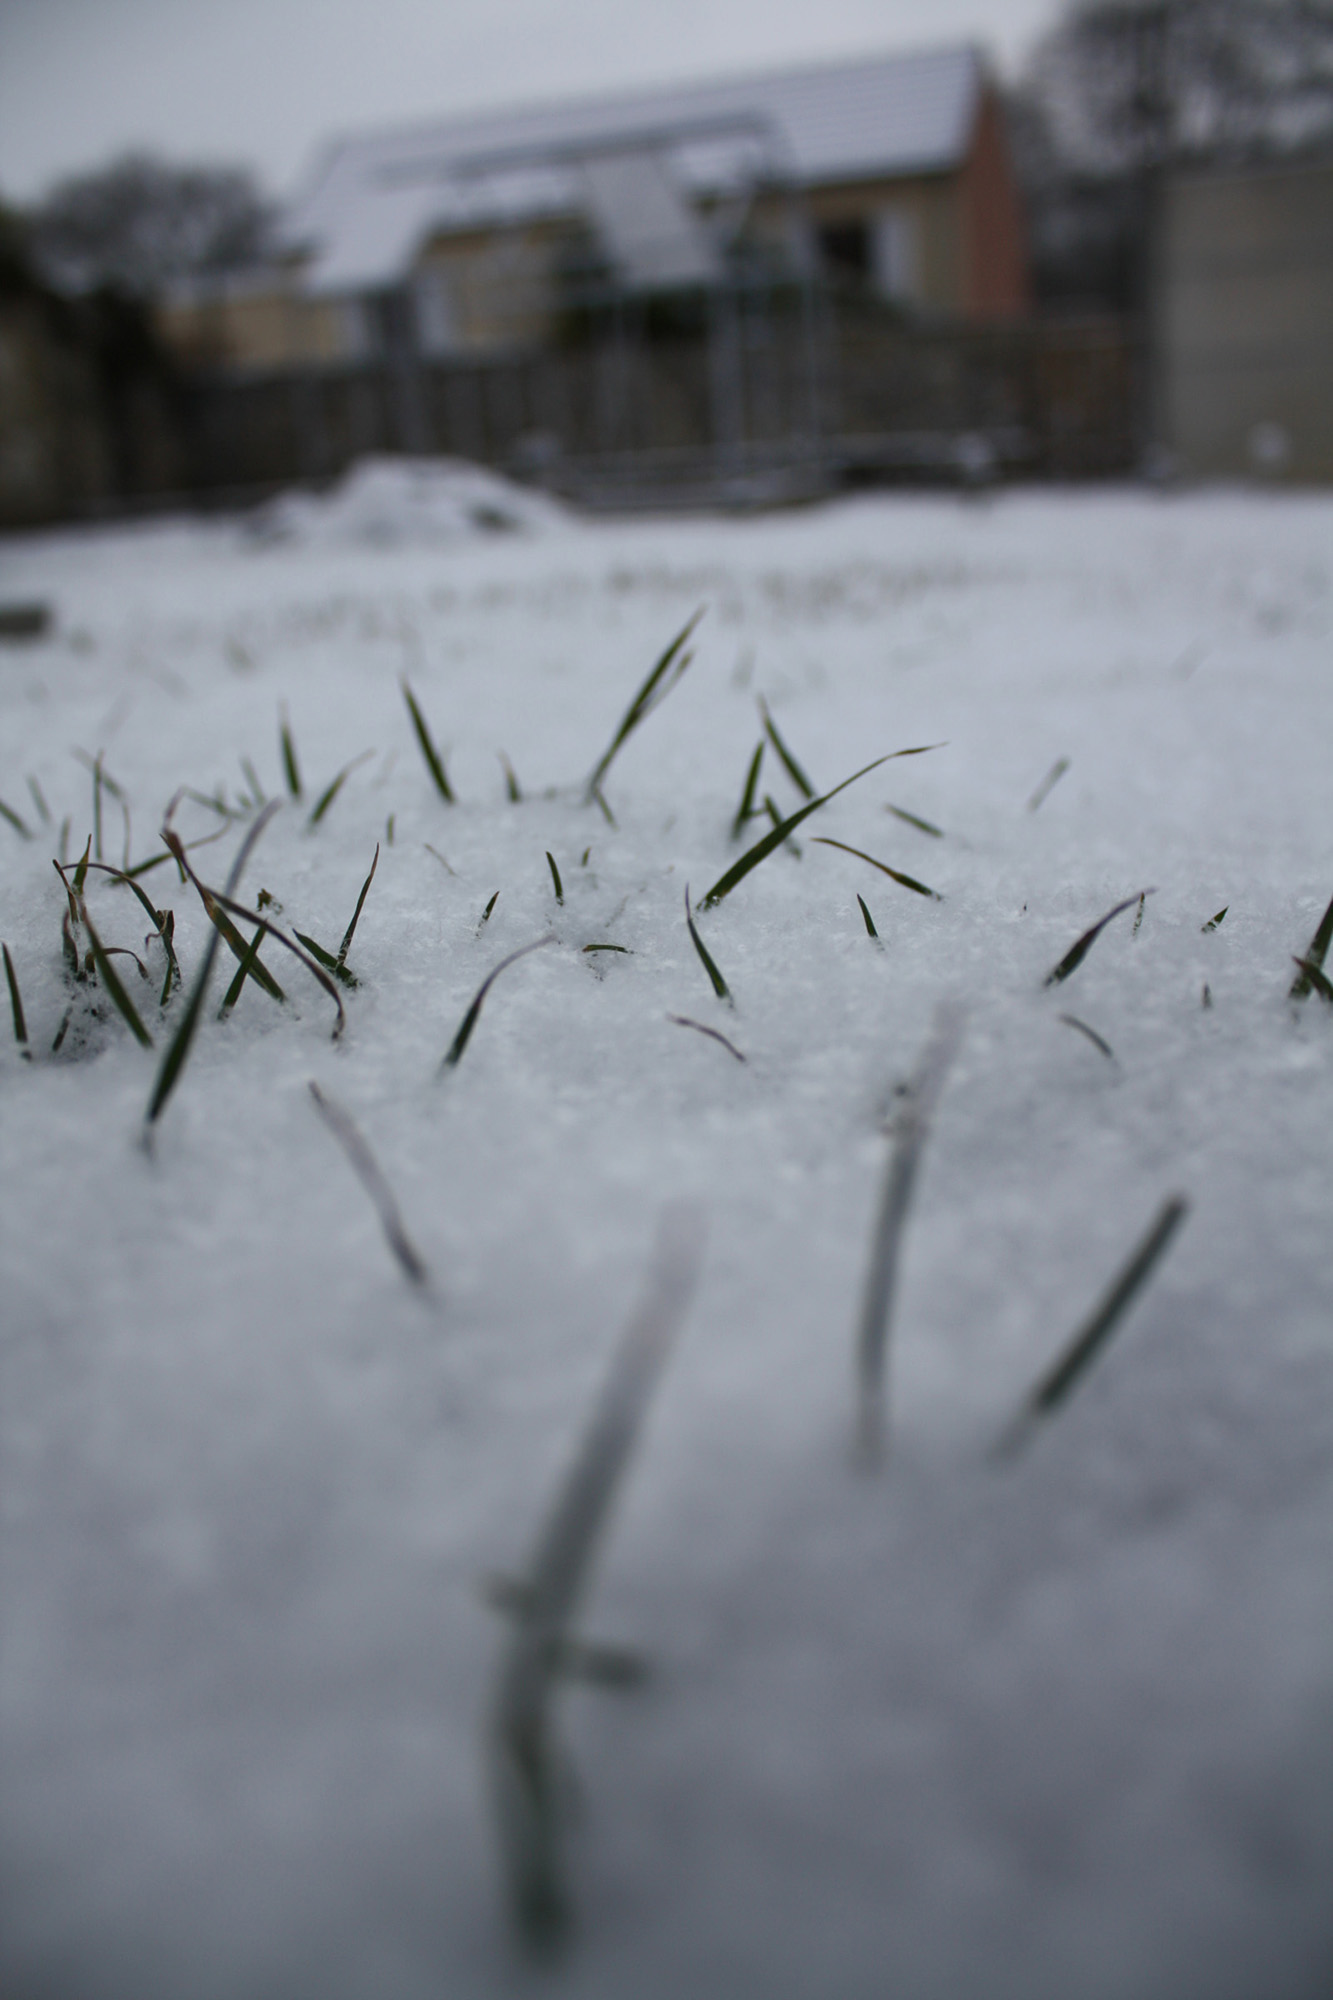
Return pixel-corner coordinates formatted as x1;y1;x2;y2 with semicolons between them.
1156;159;1333;480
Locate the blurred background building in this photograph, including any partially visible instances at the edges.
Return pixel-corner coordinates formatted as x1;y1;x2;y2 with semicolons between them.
3;1;1332;525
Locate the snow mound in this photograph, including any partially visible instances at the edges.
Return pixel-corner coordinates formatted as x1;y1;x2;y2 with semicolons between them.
247;455;567;550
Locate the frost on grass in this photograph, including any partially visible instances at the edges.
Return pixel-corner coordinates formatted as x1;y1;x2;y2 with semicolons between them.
2;478;1332;2000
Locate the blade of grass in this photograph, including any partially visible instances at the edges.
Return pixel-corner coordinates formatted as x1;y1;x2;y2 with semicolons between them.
1044;891;1153;987
584;608;704;804
424;844;455;875
1132;892;1146;938
812;837;940;900
885;804;943;838
684;885;731;1004
240;756;266;806
491;1205;704;1950
1058;1013;1115;1059
1027;756;1070;812
666;1014;746;1062
79;907;154;1048
757;696;814;799
478;891;499;932
583;944;631;954
855;1004;964;1466
401;676;454;802
308;1081;429;1286
1;795;33;839
293;930;356;986
3;943;30;1057
546;852;563;905
280;705;302;799
1289;893;1333;1000
1292;957;1333;1003
500;753;522;802
441;934;556;1070
338;843;379;967
857;894;878;938
702;752;907;910
994;1196;1189;1462
219;927;266;1018
146;803;281;1126
1201;906;1227;932
307;749;374;828
730;740;764;840
27;776;51;824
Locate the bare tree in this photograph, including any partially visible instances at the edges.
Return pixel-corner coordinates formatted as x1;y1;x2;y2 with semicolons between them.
26;153;272;298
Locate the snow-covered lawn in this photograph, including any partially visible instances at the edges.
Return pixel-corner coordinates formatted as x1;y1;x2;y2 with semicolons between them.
2;469;1331;1999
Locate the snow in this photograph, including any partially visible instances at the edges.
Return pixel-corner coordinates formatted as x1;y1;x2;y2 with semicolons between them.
2;473;1331;1999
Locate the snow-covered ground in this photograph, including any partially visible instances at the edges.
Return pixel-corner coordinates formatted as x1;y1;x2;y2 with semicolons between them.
2;468;1330;2000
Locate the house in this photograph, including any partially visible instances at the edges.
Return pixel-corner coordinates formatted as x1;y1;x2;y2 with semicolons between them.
159;44;1029;376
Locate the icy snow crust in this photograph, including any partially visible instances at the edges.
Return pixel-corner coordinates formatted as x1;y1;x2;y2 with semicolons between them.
1;476;1331;1999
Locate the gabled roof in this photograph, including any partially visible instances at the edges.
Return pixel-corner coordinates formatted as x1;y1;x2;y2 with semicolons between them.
285;44;983;295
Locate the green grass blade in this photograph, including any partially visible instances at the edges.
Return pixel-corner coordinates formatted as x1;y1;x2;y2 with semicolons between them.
27;775;51;825
1289;892;1333;999
702;753;899;909
240;756;266;806
146;803;280;1126
338;843;380;967
203;892;285;1000
500;753;522;802
72;835;92;898
730;740;765;840
1058;1013;1115;1059
684;885;731;1003
885;804;943;838
307;750;374;828
667;1013;746;1062
546;852;564;905
478;891;500;931
1027;756;1070;812
219;926;265;1018
3;943;29;1053
584;608;704;803
1292;956;1333;1003
1201;906;1228;932
308;1081;429;1286
401;676;454;802
758;696;814;799
857;894;878;937
811;837;941;900
1044;891;1153;987
294;930;357;988
280;706;302;798
582;943;631;954
855;1005;963;1466
995;1196;1189;1461
442;935;556;1070
0;795;33;839
491;1205;703;1948
80;908;154;1048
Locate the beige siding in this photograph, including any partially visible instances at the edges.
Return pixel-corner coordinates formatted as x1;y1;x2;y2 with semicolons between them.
1157;162;1333;480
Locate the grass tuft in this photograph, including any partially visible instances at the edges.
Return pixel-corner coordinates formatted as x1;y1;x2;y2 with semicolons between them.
490;1206;704;1950
855;1005;964;1466
584;608;704;805
146;803;282;1126
702;751;922;909
401;676;455;802
3;943;30;1057
308;1081;429;1286
1289;893;1333;1000
812;837;940;900
1291;956;1333;1003
1044;891;1154;987
994;1196;1189;1461
684;885;732;1003
442;935;557;1070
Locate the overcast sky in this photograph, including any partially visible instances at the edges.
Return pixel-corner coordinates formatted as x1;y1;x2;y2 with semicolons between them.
0;0;1063;205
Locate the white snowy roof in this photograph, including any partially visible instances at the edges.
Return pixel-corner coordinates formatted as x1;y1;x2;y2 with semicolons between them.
286;44;983;295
